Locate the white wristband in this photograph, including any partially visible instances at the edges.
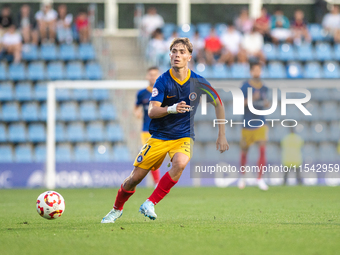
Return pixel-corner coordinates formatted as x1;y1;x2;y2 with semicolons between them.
167;103;178;114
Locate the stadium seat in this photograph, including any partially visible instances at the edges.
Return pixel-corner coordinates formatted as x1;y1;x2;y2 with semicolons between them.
34;83;47;101
177;24;195;38
79;101;97;121
329;121;340;142
195;122;216;142
303;62;322;78
333;44;340;61
56;123;66;142
78;43;96;60
260;65;269;79
330;87;340;100
47;62;65;80
0;145;13;162
323;61;340;78
0;124;7;142
8;123;26;142
0;62;7;80
267;144;281;163
230;63;250;79
263;43;278;61
303;102;320;121
56;89;72;101
28;123;46;142
73;89;90;101
310;88;329;101
106;123;124;142
59;44;77;61
92;89;109;100
315;43;333;61
2;102;20;121
21;102;39;121
194;63;212;78
215;23;227;36
196;23;211;38
320;102;338;121
303;143;318;163
308;23;331;41
319;143;337;162
66;123;85;142
34;144;46;162
99;102;117;120
272;125;289;143
9;63;26;81
112;145;131;161
211;64;229;79
94;144;112;162
0;82;13;101
74;144;92;162
279;44;296;61
59;102;78;121
40;43;58;61
294;122;311;141
66;62;84;80
268;62;287;78
27;62;46;81
86;62;103;80
310;122;329;142
87;122;104;142
15;145;33;162
22;44;39;61
15;82;33;101
287;62;303;79
56;144;72;162
40;103;47;121
296;43;314;61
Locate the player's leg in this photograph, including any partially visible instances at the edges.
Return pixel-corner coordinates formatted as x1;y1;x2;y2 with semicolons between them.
238;129;250;189
141;132;160;185
256;140;268;190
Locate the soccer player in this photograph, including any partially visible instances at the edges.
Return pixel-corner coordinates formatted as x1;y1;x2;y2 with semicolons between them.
238;62;269;191
134;67;161;185
101;37;229;223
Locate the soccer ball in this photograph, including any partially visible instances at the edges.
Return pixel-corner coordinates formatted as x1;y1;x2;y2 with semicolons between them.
36;191;65;220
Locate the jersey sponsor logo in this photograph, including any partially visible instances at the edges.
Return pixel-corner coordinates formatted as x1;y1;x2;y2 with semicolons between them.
137;155;143;163
189;92;197;101
167;95;176;98
152;88;158;97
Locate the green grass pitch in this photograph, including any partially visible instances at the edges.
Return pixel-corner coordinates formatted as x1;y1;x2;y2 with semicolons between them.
1;186;339;255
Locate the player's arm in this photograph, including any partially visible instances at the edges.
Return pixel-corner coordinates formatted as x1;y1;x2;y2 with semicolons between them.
134;105;143;119
211;99;229;153
148;101;190;119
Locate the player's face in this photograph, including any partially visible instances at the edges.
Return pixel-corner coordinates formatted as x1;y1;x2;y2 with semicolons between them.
169;43;192;68
146;69;159;86
251;65;262;79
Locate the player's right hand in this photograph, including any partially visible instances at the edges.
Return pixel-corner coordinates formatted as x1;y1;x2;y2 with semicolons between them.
176;101;190;113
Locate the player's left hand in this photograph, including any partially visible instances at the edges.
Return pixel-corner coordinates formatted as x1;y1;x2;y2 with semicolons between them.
216;135;229;153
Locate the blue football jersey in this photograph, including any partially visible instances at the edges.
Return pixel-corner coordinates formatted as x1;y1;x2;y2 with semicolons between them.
149;69;217;140
136;87;152;132
241;80;269;129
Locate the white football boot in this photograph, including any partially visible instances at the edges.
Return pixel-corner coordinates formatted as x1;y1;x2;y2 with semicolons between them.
101;209;123;223
257;178;269;191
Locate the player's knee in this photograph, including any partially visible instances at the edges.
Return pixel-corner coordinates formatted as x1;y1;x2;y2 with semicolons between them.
173;161;187;172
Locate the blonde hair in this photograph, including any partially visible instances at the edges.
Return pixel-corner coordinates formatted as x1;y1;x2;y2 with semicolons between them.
169;37;193;54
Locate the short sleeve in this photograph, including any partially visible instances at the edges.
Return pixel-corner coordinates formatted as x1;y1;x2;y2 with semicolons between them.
150;79;165;103
240;83;248;98
197;78;217;103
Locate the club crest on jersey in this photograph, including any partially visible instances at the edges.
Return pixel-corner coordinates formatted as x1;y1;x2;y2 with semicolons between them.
152;88;158;97
137;155;143;162
189;92;197;101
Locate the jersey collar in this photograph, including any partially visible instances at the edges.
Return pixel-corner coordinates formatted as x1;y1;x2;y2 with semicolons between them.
146;86;153;92
248;79;263;89
169;68;191;85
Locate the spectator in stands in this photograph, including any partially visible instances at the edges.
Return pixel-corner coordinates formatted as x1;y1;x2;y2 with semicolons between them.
75;9;90;43
1;24;22;63
191;31;205;64
220;23;242;65
0;4;13;37
322;5;340;41
239;27;265;64
141;7;164;38
270;9;292;44
147;28;167;66
204;28;223;65
291;9;311;45
254;7;271;41
35;3;58;43
16;4;38;45
56;4;73;44
235;8;253;34
165;31;178;49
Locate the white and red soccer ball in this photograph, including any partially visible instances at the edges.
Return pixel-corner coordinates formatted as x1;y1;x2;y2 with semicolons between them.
36;191;65;220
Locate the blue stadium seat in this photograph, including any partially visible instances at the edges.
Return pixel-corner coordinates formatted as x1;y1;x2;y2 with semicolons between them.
310;88;330;101
47;62;65;80
59;102;78;121
78;43;95;60
74;144;92;162
94;145;111;162
0;145;13;162
323;61;340;78
22;44;39;61
303;143;318;163
15;145;33;162
0;124;7;142
56;123;65;142
177;24;195;38
40;43;58;61
195;122;216;142
0;62;7;80
28;124;46;142
268;62;287;78
79;101;97;121
40;103;47;121
112;145;131;161
211;64;229;79
272;125;289;143
2;102;20;121
303;102;320;121
106;123;124;142
8;123;26;142
308;24;327;41
267;144;281;163
196;23;211;38
303;62;322;78
28;62;45;81
319;143;337;162
263;43;278;61
162;23;176;39
330;88;340;101
310;122;329;142
92;89;109;100
56;89;72;101
86;62;103;80
87;122;104;142
0;82;13;101
230;63;250;79
296;43;314;61
287;62;303;79
73;89;90;100
333;44;340;61
330;122;340;142
315;43;333;61
66;123;85;142
60;44;77;61
195;64;212;78
320;102;338;121
66;62;84;80
9;63;26;81
279;44;296;61
34;83;47;101
99;102;117;120
56;144;72;162
215;23;227;37
15;82;33;101
34;145;46;162
21;102;39;121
